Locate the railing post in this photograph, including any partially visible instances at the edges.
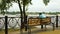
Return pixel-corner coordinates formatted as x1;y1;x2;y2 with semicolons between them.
5;16;8;34
56;15;58;28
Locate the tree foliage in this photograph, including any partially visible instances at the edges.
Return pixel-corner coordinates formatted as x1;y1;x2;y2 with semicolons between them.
0;0;50;13
0;0;13;15
0;0;6;10
43;0;50;6
0;0;32;15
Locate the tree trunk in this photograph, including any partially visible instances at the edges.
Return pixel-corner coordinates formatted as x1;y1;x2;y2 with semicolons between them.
23;4;26;24
23;1;28;31
17;0;24;29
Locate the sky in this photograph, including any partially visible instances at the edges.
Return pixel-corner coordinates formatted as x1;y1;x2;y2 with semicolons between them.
8;0;60;12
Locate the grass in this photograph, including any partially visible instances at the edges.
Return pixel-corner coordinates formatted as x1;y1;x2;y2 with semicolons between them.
0;28;20;34
0;26;36;34
1;27;60;34
37;30;60;34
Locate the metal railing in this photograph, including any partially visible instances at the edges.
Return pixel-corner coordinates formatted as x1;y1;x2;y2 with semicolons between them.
0;16;21;29
0;15;59;34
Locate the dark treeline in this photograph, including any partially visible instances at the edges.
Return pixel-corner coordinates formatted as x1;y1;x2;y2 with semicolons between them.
26;12;60;15
0;11;20;15
0;11;60;15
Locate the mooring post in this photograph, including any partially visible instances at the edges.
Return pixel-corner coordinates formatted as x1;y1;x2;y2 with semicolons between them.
5;16;8;34
56;15;58;28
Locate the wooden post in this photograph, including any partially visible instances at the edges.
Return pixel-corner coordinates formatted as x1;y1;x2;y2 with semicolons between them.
5;16;8;34
56;15;58;28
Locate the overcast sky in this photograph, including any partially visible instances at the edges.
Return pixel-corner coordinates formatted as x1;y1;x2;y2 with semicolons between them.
8;0;60;12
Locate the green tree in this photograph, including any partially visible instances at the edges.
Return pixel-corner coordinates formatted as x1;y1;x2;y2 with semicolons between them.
0;0;12;15
0;0;50;31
